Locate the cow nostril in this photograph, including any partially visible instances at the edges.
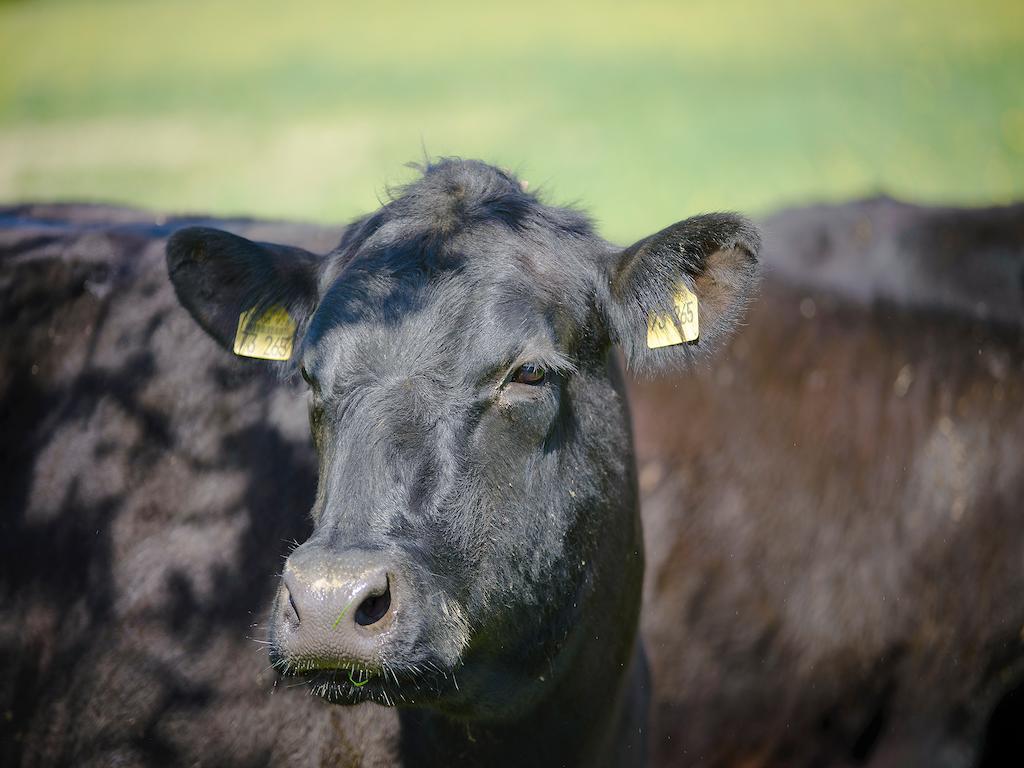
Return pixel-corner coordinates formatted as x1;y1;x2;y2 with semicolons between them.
354;578;392;627
280;582;300;627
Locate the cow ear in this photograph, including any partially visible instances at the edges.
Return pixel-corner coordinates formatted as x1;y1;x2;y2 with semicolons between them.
602;213;760;376
166;226;321;362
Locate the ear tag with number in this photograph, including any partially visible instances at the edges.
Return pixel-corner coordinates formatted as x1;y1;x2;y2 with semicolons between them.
233;306;296;361
646;285;700;349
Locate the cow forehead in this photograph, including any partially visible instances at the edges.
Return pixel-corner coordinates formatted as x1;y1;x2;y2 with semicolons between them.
301;193;605;383
301;268;559;388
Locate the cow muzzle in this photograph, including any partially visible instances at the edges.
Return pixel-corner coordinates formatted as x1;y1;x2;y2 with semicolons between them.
271;544;399;675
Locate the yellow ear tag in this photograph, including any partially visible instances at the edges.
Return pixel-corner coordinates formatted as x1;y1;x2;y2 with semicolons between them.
233;305;296;361
646;285;699;349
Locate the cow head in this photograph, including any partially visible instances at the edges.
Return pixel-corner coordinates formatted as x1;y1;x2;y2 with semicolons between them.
167;159;758;715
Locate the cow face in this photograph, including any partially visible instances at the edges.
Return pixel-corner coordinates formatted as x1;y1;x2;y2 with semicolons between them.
167;159;758;714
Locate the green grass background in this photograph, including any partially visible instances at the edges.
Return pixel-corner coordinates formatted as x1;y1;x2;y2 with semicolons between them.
1;0;1022;241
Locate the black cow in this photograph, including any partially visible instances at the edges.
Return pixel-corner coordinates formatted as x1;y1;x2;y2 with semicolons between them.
164;159;760;767
2;176;1022;768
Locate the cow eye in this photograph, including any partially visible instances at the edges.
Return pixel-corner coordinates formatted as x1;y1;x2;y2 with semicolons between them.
300;365;315;387
513;363;545;385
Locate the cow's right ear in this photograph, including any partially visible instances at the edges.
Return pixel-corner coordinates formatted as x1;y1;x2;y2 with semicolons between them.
166;226;321;360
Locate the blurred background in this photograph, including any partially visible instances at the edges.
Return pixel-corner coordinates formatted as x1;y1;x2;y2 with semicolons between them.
1;0;1021;242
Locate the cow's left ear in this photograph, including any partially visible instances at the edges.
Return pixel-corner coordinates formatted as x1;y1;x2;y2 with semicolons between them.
601;213;760;375
166;226;322;362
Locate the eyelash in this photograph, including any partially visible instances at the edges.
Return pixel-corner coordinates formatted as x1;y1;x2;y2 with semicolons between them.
511;362;546;386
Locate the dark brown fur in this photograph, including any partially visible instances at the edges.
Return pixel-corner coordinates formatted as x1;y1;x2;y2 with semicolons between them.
637;198;1024;767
